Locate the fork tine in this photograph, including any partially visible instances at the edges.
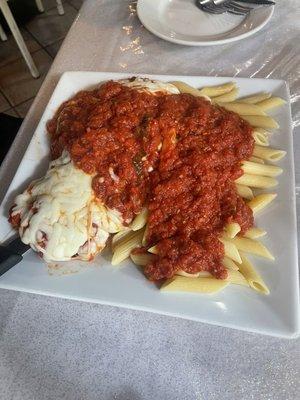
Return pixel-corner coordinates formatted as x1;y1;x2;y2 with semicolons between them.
202;4;225;14
223;1;251;14
196;0;251;16
229;1;253;11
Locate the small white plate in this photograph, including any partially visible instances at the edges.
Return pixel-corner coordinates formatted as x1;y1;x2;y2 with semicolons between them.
137;0;274;46
0;72;299;338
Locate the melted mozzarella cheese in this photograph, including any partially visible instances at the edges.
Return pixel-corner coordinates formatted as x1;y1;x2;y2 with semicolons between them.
11;151;125;262
119;77;180;95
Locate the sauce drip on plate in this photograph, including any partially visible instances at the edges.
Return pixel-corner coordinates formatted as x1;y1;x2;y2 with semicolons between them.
47;81;254;280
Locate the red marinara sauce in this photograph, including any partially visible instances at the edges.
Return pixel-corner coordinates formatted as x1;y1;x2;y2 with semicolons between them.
47;81;254;280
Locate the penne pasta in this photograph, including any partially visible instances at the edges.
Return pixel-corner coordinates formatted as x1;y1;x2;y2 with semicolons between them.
223;257;239;271
160;276;229;294
241;161;283;177
226;270;249;287
211;87;239;103
148;245;158;254
235;184;254;200
111;228;132;251
130;207;148;231
169;81;210;101
244;227;267;239
176;270;210;278
112;229;144;265
242;115;279;129
239;92;271;104
225;222;241;239
219;238;242;264
229;237;274;261
235;173;278;189
253;130;269;147
255;127;271;136
142;224;149;246
199;82;236;97
256;97;286;112
217;102;266;116
130;251;155;266
238;253;270;294
248;194;277;214
253;145;286;162
249;156;265;164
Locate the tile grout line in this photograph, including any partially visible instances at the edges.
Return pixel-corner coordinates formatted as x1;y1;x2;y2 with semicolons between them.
0;88;14;109
65;0;81;11
14;96;35;109
0;45;48;71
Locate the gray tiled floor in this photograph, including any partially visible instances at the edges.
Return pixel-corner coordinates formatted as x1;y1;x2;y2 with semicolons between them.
45;38;64;57
2;108;19;117
15;98;35;118
0;92;10;112
68;0;84;9
0;28;41;69
0;49;53;106
0;0;83;118
25;3;78;47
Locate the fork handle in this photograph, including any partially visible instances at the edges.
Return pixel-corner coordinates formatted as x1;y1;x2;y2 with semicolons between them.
234;0;275;4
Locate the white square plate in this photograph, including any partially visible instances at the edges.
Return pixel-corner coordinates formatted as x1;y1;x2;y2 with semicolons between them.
0;72;299;338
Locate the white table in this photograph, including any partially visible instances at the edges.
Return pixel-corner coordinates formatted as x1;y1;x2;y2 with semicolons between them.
1;1;299;399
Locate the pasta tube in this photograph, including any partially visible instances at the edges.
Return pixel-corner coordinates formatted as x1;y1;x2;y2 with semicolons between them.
253;145;286;162
111;228;132;251
160;276;229;294
235;173;278;189
235;184;254;200
225;222;241;239
219;238;242;264
248;194;277;214
199;82;236;97
223;257;239;271
130;252;154;266
242;115;279;129
142;224;149;246
244;227;267;239
256;97;286;112
130;207;148;231
249;156;264;164
169;81;210;100
241;161;283;177
226;270;249;287
112;229;144;265
255;127;271;136
229;237;274;261
239;92;271;104
238;253;270;294
217;102;266;116
211;88;239;102
148;245;158;254
176;270;210;278
253;130;269;147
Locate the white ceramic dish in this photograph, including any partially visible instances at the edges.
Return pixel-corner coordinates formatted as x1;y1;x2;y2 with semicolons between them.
137;0;274;46
0;71;299;338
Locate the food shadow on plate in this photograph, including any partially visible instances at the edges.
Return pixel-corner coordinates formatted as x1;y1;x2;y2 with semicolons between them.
2;154;49;222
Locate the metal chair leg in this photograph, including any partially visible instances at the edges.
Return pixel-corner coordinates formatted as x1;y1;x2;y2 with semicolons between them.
0;0;40;78
0;23;7;41
56;0;65;15
35;0;45;13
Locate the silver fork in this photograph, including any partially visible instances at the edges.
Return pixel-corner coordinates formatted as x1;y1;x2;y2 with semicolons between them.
196;0;268;15
196;0;253;15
